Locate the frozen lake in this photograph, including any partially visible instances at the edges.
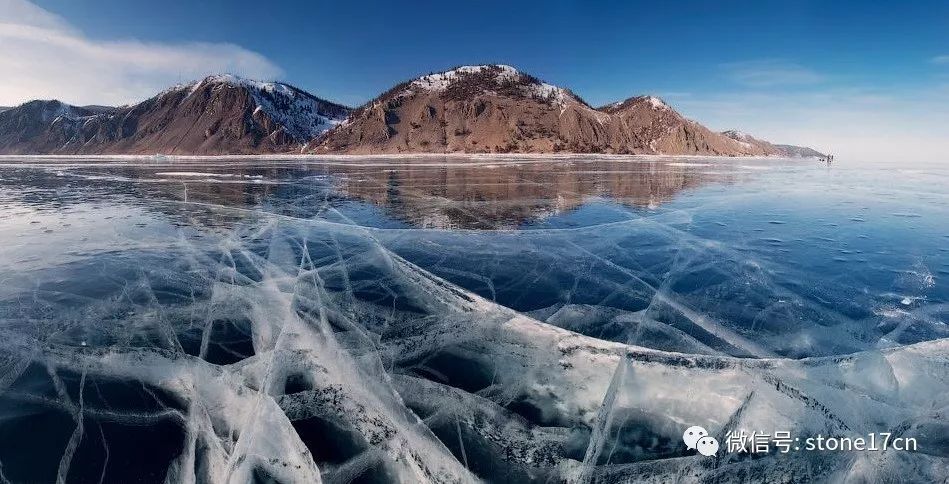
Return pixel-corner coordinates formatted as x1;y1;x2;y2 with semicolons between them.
0;156;946;482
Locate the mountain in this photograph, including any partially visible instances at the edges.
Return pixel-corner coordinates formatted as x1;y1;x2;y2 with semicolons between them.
0;67;824;157
598;96;771;156
0;75;350;155
314;65;605;154
0;100;100;154
721;129;825;158
312;64;805;156
773;143;825;158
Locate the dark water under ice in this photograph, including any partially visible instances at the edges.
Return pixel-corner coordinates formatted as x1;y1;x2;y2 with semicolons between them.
0;157;946;483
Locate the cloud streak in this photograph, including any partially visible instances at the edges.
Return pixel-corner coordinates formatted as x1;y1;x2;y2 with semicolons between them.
0;0;282;106
932;55;949;65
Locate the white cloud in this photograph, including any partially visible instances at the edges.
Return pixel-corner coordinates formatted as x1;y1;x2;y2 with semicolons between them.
721;59;824;87
0;0;282;106
932;55;949;65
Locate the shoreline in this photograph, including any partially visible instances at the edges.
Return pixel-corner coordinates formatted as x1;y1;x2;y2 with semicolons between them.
0;152;819;163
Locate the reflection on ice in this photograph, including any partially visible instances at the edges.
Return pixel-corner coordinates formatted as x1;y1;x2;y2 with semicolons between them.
0;157;947;482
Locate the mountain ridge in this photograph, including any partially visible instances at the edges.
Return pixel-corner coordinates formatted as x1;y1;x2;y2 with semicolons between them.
0;66;824;157
313;65;821;156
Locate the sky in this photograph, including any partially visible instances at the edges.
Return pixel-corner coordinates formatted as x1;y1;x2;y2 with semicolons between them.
2;0;948;162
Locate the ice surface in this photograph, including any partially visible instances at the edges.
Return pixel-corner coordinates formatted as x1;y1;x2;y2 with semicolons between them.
0;157;946;483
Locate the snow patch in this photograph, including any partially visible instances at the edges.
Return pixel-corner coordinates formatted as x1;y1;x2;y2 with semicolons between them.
412;64;521;91
723;130;752;142
644;95;669;110
410;64;570;107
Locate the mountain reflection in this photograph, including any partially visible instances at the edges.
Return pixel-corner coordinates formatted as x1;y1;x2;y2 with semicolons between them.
332;160;733;229
0;158;742;230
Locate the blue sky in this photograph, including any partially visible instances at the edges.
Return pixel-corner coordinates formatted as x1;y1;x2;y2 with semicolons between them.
3;0;949;161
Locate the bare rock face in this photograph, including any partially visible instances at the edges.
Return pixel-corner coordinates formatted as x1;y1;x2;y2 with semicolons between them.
0;100;97;154
313;65;606;154
603;97;770;155
0;76;350;155
313;65;782;156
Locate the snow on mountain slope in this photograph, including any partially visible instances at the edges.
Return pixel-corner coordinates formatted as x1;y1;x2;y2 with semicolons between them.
0;75;351;155
187;74;349;142
0;100;100;153
314;64;762;155
0;67;826;156
408;64;571;107
411;64;522;91
313;64;603;154
721;129;752;141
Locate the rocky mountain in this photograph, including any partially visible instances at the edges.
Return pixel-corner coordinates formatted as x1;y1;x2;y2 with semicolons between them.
598;96;771;156
0;75;350;155
773;143;825;158
0;67;824;157
0;100;100;154
721;129;824;158
314;65;604;154
312;65;814;156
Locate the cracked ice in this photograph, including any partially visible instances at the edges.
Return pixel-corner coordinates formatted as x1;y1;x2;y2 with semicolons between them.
0;157;946;483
